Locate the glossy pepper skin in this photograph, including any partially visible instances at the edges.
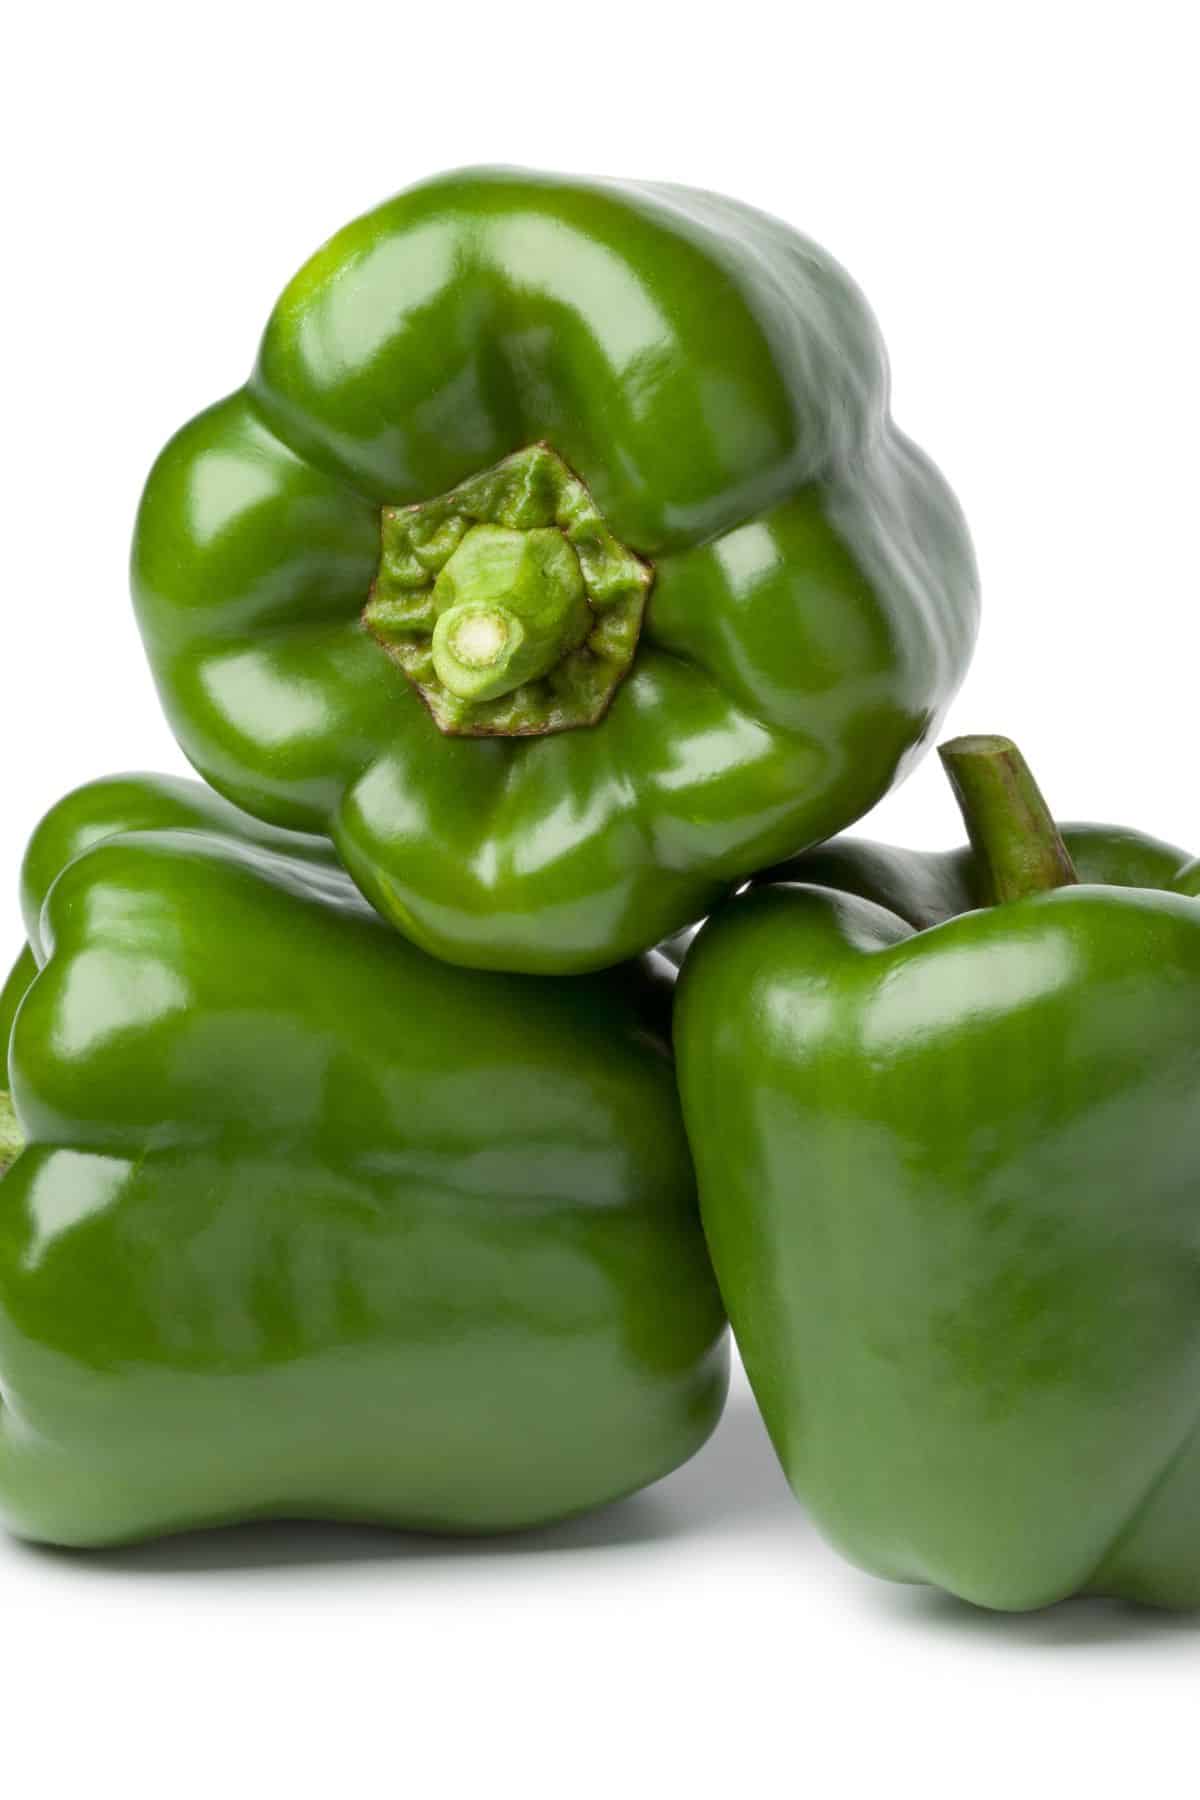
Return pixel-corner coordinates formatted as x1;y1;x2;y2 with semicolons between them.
131;166;978;975
0;776;726;1548
675;754;1200;1611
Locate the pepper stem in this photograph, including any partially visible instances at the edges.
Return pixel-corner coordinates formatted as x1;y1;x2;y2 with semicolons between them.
938;734;1079;905
365;443;653;737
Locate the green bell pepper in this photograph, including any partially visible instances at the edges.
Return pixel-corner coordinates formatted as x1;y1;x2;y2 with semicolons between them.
132;166;978;975
0;775;726;1548
675;735;1200;1611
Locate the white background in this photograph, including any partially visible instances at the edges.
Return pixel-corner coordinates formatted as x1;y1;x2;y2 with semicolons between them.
3;3;1198;1793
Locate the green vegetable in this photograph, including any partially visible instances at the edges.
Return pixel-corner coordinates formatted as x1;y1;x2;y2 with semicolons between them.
132;166;978;974
0;775;726;1548
675;735;1200;1610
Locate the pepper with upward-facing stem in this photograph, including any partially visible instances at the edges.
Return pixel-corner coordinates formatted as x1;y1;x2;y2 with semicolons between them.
131;166;978;974
676;734;1200;1610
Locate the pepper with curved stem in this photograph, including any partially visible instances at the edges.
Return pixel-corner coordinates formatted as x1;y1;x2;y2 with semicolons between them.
676;735;1200;1610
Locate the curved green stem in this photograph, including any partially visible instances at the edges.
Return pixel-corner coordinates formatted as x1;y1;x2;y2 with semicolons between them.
938;734;1078;905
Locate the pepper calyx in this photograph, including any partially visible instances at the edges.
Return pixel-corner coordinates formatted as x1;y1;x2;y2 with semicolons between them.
364;444;653;737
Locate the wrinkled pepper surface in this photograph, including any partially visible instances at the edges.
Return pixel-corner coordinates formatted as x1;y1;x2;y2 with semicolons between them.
132;166;978;974
0;775;726;1548
675;735;1200;1610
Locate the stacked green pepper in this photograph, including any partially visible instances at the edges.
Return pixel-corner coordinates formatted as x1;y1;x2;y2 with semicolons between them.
130;166;977;974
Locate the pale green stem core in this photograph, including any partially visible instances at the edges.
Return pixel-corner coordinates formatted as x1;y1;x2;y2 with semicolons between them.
0;1091;23;1179
363;444;653;738
938;734;1079;905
